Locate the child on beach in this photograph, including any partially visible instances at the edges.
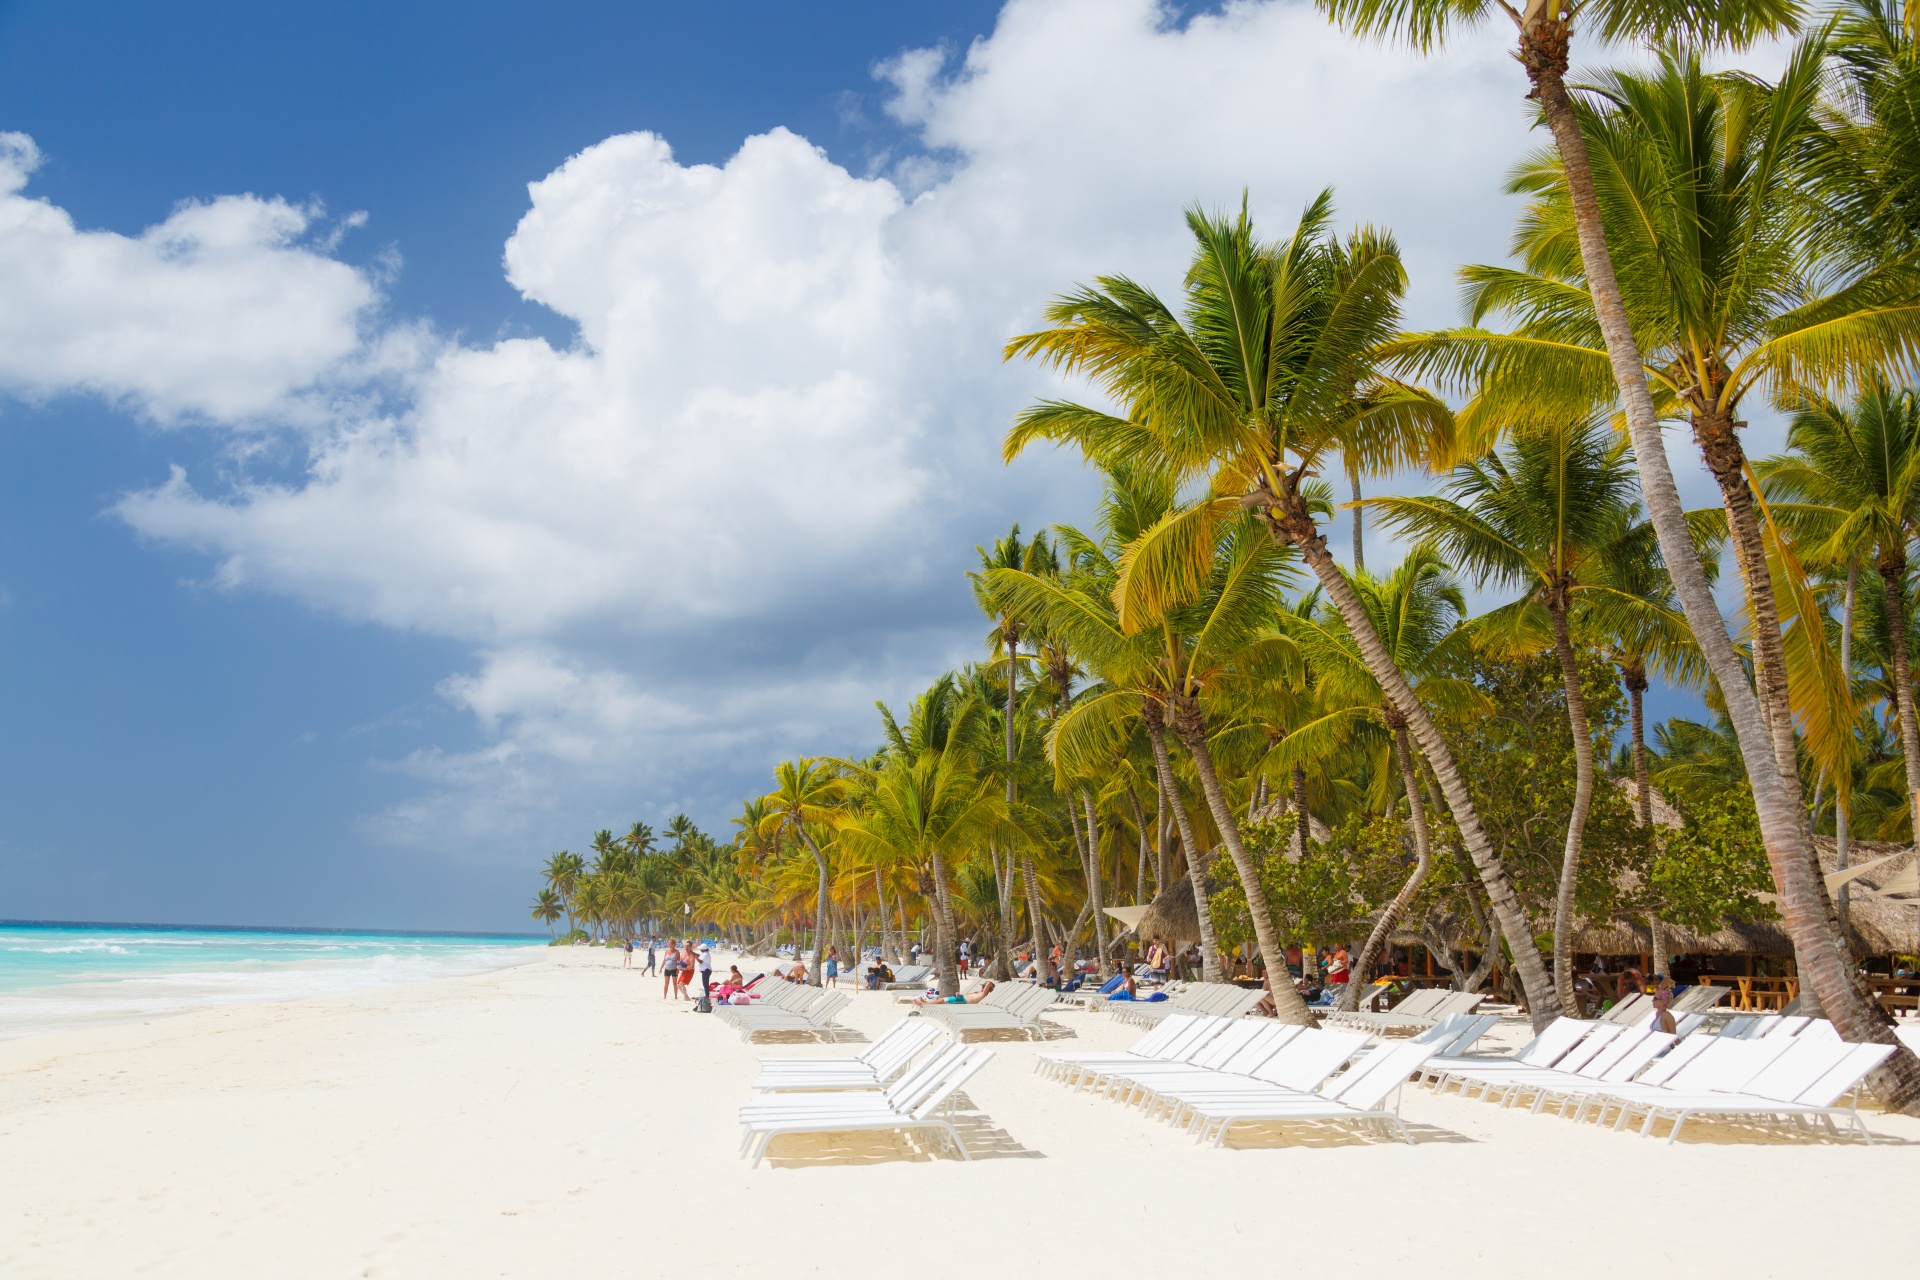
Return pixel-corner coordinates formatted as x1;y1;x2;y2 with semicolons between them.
823;946;839;988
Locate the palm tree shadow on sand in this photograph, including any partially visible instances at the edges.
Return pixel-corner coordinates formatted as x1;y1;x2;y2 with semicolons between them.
758;1091;1045;1168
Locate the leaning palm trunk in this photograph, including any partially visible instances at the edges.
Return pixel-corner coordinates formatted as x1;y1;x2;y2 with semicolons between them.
1523;38;1920;1107
1270;507;1559;1026
1172;695;1315;1025
1145;708;1222;981
1340;722;1435;1012
1548;598;1597;1014
927;854;961;997
1020;855;1049;982
1081;791;1113;977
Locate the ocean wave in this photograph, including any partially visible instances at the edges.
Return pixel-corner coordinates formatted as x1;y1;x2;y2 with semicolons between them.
0;930;541;1038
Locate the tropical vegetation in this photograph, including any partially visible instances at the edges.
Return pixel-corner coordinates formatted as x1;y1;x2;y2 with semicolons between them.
530;3;1920;1111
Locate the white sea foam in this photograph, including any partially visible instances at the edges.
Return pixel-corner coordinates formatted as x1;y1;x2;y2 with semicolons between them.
0;927;542;1039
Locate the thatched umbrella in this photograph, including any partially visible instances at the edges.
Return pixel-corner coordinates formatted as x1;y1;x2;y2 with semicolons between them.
1135;876;1201;946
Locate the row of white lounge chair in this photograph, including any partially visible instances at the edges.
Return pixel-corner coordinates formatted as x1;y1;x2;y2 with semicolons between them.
1036;1011;1497;1145
736;1026;996;1167
1103;981;1266;1027
1325;987;1487;1032
726;977;1916;1162
1424;1013;1895;1142
714;979;854;1041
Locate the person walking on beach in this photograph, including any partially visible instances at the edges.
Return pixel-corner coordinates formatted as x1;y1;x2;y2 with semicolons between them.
823;945;839;989
621;937;633;969
661;939;682;999
696;941;712;1002
644;938;657;975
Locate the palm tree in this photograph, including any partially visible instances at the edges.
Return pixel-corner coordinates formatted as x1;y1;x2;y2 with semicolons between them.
839;678;1008;997
996;477;1320;1023
1003;197;1561;1023
988;467;1230;984
542;851;583;934
530;888;563;938
1275;549;1483;1009
1760;386;1920;827
1814;0;1920;266
1368;419;1669;1010
1392;46;1920;1077
759;759;847;986
970;525;1058;978
1316;0;1826;1043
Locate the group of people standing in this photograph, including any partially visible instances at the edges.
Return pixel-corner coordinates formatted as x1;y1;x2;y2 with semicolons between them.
617;936;713;1001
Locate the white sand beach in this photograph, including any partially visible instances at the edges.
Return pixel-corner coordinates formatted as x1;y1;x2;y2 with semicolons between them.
2;951;1914;1279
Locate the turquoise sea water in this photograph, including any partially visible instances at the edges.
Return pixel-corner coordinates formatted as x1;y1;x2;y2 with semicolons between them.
0;922;544;1039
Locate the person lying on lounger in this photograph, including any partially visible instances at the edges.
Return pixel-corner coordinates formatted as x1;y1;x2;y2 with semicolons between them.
912;980;994;1008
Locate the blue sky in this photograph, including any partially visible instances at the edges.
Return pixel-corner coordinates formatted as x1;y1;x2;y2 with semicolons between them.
0;1;1725;932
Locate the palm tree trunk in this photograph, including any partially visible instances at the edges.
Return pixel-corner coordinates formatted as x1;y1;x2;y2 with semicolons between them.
1548;599;1597;1014
1144;707;1222;981
1082;790;1112;976
798;829;830;987
1522;37;1920;1106
1341;724;1435;1012
1879;557;1920;818
1625;664;1670;975
928;854;961;997
1838;564;1858;933
1291;764;1311;859
993;847;1016;979
1270;510;1558;1026
1349;460;1365;572
1129;786;1152;903
993;631;1022;980
1171;696;1315;1025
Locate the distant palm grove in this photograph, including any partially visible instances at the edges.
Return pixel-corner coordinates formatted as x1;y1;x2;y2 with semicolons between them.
533;1;1920;1111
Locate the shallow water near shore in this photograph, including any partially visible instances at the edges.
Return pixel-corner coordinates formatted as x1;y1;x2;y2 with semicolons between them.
0;921;543;1039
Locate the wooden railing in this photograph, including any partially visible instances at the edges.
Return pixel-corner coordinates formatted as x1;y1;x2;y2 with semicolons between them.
1697;975;1798;1011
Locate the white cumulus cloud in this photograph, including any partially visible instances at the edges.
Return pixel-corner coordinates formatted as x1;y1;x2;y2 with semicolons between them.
13;0;1615;851
0;132;377;424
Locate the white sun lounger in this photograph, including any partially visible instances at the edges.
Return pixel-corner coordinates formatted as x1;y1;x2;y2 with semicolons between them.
1181;1039;1443;1146
1078;1020;1293;1102
1138;1027;1376;1125
1604;1038;1896;1143
736;1042;996;1167
922;984;1060;1040
1421;1017;1596;1095
749;1019;942;1092
1108;982;1264;1028
720;988;854;1042
1033;1013;1216;1084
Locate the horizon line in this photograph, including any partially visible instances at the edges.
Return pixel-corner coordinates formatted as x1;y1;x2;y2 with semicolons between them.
0;918;546;940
